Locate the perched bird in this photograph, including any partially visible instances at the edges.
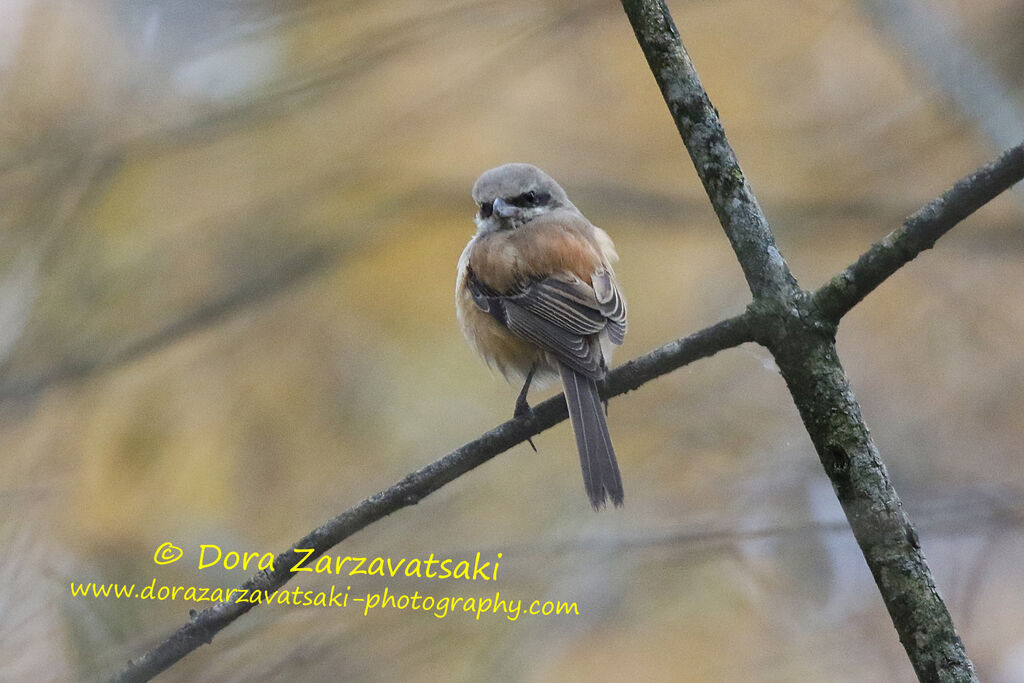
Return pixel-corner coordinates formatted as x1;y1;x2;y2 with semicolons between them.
455;163;627;509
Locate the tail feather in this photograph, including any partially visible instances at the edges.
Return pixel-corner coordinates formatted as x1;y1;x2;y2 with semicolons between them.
559;364;624;509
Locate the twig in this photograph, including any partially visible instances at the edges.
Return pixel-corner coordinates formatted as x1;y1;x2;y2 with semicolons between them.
813;141;1024;321
109;313;755;682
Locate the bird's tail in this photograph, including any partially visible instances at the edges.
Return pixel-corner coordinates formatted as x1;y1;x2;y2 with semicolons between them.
559;363;624;509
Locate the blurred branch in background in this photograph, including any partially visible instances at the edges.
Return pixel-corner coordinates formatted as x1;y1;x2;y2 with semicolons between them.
0;242;339;402
486;484;1024;560
856;0;1024;207
0;157;383;402
0;0;606;172
118;0;530;156
0;150;117;371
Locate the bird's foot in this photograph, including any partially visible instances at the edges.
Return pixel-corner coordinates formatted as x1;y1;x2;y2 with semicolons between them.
513;398;538;452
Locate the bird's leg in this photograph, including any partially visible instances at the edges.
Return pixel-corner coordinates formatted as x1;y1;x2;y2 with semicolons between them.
598;378;609;416
514;365;538;452
514;365;535;417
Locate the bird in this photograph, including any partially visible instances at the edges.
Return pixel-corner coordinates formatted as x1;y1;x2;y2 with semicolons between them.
455;163;627;509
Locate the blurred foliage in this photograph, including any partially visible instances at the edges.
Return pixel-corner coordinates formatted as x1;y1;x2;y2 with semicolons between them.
1;0;1023;681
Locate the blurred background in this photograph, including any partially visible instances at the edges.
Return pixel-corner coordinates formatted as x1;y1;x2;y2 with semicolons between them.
1;0;1023;681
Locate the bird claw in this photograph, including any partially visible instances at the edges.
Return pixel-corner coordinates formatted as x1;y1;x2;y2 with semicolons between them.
514;401;538;452
514;397;532;418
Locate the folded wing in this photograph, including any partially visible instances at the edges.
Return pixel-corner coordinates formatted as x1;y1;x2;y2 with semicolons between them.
467;269;626;378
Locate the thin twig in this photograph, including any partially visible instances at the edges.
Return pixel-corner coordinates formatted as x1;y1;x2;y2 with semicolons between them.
812;141;1024;322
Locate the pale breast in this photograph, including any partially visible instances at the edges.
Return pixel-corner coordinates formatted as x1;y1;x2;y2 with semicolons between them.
456;240;552;383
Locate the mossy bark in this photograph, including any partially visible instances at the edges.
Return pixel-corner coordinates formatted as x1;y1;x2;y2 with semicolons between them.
621;0;979;679
757;297;975;682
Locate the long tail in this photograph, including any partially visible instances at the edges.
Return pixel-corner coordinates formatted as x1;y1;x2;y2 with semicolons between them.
559;363;624;509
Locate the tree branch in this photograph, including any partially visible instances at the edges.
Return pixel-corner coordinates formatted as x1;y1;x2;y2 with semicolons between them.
812;141;1024;322
619;0;799;302
767;331;976;682
620;1;984;680
109;313;755;683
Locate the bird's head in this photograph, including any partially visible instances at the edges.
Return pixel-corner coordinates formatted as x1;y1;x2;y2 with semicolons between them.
471;163;572;233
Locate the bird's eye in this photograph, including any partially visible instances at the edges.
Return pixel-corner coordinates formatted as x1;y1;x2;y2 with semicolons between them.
510;190;544;207
479;201;493;218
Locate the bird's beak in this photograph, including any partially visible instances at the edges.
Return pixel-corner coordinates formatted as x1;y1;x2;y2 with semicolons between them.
492;197;517;219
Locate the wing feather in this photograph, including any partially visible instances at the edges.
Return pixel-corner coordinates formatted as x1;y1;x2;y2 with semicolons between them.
466;267;626;379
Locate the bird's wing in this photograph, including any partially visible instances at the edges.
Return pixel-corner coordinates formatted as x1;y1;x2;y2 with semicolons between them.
466;270;625;379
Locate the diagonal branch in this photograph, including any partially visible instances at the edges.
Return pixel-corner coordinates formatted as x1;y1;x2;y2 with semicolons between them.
620;0;986;680
813;141;1024;322
109;313;755;683
619;0;799;302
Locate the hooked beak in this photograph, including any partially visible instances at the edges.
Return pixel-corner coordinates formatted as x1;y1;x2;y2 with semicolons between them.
492;197;517;219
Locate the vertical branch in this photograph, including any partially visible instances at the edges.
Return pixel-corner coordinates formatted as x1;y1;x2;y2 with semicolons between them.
619;0;799;301
619;1;978;680
768;330;977;683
